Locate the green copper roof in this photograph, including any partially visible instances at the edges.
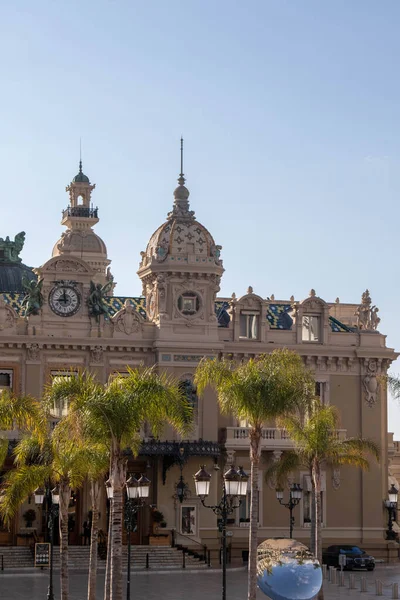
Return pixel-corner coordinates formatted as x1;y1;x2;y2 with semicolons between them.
72;160;90;184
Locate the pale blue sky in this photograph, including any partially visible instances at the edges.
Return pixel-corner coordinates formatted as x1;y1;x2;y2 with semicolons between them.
2;1;400;433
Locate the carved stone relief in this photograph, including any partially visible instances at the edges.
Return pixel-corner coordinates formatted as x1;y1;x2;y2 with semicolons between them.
363;358;379;408
0;298;16;331
90;346;104;363
26;343;40;361
112;300;142;335
332;468;341;490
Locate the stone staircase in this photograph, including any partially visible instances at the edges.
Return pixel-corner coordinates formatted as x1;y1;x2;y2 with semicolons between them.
0;546;33;569
0;545;209;571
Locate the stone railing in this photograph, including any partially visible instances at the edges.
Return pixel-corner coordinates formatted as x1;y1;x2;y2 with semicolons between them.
226;427;346;449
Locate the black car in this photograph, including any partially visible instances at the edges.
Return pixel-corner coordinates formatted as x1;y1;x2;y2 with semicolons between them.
322;545;375;571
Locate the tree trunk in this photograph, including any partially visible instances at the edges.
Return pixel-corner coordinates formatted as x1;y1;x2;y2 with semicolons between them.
248;427;261;600
110;448;126;600
104;499;112;600
88;479;100;600
311;460;324;600
59;481;70;600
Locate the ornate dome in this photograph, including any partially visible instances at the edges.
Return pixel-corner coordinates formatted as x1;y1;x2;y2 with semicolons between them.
72;161;90;184
0;263;36;293
141;175;222;267
52;230;107;257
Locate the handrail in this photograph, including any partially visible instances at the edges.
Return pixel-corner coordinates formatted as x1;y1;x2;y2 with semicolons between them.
173;529;205;550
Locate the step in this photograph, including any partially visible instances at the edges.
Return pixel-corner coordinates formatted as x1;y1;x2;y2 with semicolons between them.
0;545;208;570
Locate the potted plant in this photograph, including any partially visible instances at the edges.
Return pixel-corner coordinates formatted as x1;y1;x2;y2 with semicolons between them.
152;509;164;533
22;509;36;528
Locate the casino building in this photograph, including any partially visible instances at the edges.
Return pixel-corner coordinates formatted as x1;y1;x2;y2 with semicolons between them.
0;159;398;559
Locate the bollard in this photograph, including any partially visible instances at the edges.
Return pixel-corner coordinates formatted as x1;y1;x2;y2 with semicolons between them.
338;571;345;587
207;550;211;568
376;580;383;596
146;553;149;569
322;564;328;580
1;555;3;572
182;550;186;569
361;577;367;593
349;574;356;590
393;583;399;600
204;546;207;565
328;566;334;582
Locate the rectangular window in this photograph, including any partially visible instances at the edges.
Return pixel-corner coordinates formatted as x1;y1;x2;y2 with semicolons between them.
180;506;197;535
303;491;323;526
0;370;13;393
302;473;326;527
315;381;329;405
50;371;77;417
302;316;320;342
240;312;259;340
239;490;259;524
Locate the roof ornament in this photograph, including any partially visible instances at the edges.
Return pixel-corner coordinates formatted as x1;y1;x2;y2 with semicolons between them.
309;289;316;297
168;137;194;221
0;232;26;264
179;136;185;186
355;289;380;331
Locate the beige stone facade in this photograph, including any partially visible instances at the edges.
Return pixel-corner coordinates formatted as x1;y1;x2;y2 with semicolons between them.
0;162;397;559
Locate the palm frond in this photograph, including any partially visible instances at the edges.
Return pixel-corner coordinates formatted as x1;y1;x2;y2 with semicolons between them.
265;451;303;488
0;464;50;525
0;437;9;469
195;349;315;429
386;375;400;400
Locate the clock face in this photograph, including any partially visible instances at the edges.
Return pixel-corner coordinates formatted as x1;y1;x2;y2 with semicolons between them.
49;285;81;317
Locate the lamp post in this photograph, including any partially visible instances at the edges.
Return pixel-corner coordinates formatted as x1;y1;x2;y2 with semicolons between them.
384;484;398;540
275;483;303;538
194;465;248;600
106;474;151;600
34;485;60;600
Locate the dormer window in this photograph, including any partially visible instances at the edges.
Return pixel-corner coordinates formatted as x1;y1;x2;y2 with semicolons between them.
302;315;320;342
240;311;259;340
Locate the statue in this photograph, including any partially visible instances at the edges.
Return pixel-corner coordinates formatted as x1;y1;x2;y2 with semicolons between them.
88;281;113;322
355;289;380;331
0;231;26;263
21;278;43;317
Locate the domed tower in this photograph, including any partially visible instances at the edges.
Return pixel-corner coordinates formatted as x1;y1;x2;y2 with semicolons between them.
52;161;112;286
138;142;224;342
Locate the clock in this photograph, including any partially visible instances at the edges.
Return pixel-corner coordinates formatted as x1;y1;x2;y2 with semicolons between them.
49;285;81;317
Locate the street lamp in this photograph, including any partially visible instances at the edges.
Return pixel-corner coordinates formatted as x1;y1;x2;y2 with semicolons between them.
194;465;248;600
384;484;398;540
124;474;151;600
34;485;60;600
276;483;303;538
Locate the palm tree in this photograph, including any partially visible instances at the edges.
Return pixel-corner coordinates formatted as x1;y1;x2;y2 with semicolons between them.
0;417;94;600
0;391;46;468
266;401;379;565
54;407;110;600
49;367;192;600
194;349;315;600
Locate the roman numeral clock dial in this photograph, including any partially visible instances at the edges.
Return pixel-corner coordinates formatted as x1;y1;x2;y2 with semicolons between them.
49;285;81;317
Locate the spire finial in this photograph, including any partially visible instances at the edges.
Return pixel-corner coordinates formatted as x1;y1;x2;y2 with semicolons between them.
180;137;184;177
177;137;185;186
79;138;82;173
